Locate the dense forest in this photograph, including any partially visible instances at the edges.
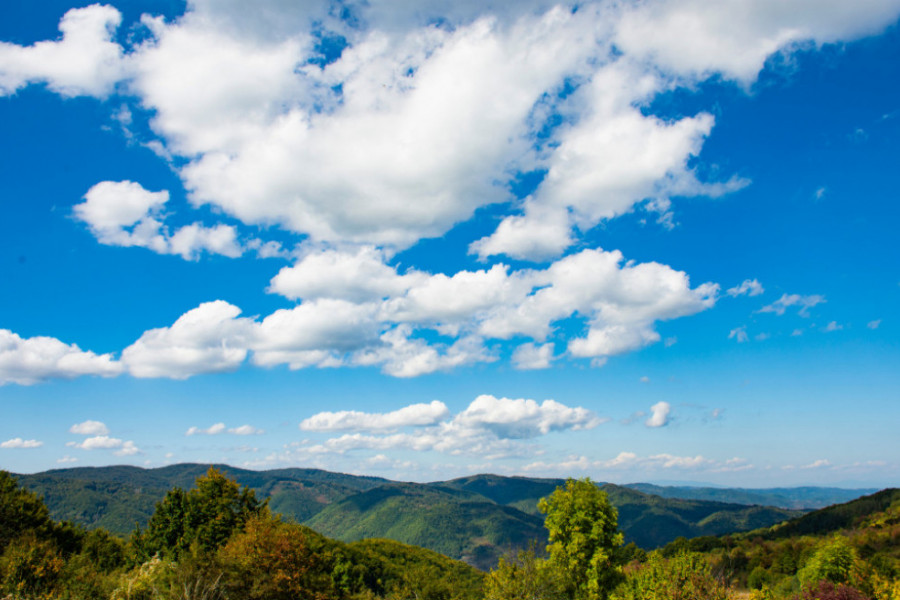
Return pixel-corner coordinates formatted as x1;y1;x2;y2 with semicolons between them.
1;467;897;599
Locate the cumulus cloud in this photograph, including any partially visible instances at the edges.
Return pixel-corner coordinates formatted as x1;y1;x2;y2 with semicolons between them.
867;320;882;329
0;329;122;386
122;301;255;379
300;400;449;432
1;438;44;449
4;0;898;265
69;435;140;456
512;342;555;370
297;394;604;458
645;401;671;427
69;420;109;435
0;4;125;97
74;181;244;260
758;293;826;317
727;279;764;297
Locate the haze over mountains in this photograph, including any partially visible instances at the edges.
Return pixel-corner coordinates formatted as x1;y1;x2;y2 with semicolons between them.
11;463;876;569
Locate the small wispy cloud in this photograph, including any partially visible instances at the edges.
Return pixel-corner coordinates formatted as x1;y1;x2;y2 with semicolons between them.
758;293;826;317
729;326;749;343
867;319;882;330
69;420;109;435
727;279;764;297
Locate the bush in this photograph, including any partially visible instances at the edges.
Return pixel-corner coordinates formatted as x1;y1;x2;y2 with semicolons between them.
610;552;730;600
794;580;871;600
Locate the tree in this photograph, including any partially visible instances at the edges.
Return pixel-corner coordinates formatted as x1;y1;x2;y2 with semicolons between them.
132;467;267;560
798;538;859;588
0;471;55;553
538;478;624;600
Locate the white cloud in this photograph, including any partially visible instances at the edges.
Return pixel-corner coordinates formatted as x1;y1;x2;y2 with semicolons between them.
512;342;555;370
70;435;140;456
645;401;671;427
122;301;255;379
613;0;900;84
186;423;226;436
867;319;882;329
56;455;78;464
823;321;843;332
1;438;43;449
4;0;898;268
0;329;122;386
758;293;826;317
298;394;604;458
74;181;244;260
300;400;449;432
268;246;423;302
69;420;109;435
0;4;125;97
727;279;764;297
228;425;265;435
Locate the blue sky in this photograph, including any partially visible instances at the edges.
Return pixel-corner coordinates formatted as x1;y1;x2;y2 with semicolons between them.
1;0;898;487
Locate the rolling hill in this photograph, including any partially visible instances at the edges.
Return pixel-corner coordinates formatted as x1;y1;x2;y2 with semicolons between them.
12;465;812;568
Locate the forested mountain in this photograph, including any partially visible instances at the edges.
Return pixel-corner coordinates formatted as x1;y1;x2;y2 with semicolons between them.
13;464;806;568
624;483;878;510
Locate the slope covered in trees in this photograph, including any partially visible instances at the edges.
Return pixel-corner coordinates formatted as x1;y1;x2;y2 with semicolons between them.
13;465;805;568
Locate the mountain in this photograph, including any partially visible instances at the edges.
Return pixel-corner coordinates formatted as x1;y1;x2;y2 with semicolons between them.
624;483;878;510
12;465;805;568
306;482;547;570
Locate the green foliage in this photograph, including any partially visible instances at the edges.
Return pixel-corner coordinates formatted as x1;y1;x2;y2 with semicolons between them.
485;546;565;600
539;478;624;600
798;538;859;587
610;552;729;600
132;466;267;561
0;471;55;553
1;532;65;597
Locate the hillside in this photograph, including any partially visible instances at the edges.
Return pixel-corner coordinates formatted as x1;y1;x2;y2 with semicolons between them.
624;483;877;510
307;482;547;570
14;465;804;568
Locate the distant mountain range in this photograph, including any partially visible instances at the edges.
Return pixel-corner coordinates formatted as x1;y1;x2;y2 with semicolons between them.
10;464;875;569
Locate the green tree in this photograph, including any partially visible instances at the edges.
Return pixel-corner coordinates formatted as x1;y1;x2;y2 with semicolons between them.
132;467;266;560
538;478;624;600
798;537;859;588
0;471;55;553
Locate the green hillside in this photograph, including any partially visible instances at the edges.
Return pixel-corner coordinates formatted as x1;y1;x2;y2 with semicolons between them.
625;483;877;509
305;482;547;570
14;464;803;569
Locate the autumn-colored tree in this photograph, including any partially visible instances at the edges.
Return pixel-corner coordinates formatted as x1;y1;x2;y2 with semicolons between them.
539;478;624;600
218;515;333;600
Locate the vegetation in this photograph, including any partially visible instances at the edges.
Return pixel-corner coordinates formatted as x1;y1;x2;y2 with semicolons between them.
2;466;896;600
14;466;803;562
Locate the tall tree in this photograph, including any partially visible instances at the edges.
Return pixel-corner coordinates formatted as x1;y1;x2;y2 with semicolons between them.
538;478;624;600
133;467;266;560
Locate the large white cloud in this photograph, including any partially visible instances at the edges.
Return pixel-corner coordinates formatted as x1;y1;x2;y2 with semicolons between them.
0;329;122;386
121;300;255;378
297;394;604;457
